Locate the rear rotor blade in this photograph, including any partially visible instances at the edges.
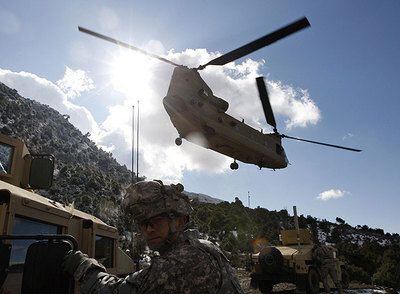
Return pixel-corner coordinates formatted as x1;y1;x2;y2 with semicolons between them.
256;77;277;132
78;26;181;67
281;134;362;152
198;17;310;70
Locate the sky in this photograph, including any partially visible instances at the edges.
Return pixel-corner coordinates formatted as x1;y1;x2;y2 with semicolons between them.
1;1;399;233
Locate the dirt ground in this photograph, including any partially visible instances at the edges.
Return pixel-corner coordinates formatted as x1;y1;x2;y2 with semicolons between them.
235;269;394;294
236;268;297;294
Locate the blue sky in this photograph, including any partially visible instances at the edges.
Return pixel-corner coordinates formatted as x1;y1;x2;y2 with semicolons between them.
1;1;399;233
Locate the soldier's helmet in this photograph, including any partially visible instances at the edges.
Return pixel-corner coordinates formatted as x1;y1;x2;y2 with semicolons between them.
123;180;193;223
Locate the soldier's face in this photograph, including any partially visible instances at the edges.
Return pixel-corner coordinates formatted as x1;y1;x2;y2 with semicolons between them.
139;215;187;250
139;215;173;249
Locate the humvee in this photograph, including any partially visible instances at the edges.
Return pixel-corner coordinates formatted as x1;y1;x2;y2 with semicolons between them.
0;133;135;293
250;208;349;294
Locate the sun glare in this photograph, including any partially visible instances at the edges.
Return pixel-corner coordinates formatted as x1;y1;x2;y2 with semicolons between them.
110;51;155;97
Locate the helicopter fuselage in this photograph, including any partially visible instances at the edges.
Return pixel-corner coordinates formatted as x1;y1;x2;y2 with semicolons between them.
163;66;288;169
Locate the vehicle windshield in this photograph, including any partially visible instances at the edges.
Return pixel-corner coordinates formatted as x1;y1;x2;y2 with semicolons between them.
0;143;14;174
95;235;114;268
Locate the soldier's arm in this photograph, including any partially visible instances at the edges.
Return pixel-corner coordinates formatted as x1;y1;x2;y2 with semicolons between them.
63;251;139;294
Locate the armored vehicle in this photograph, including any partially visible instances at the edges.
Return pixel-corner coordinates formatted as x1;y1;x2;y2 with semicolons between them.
0;133;134;293
250;210;348;293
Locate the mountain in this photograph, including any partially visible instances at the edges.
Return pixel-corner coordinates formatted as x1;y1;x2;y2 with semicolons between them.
0;82;138;231
184;191;223;204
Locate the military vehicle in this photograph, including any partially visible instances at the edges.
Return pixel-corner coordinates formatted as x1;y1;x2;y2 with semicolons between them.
250;207;349;294
0;133;135;293
78;17;360;171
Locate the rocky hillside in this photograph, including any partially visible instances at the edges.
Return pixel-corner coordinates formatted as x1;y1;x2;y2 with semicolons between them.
0;82;138;230
184;191;223;204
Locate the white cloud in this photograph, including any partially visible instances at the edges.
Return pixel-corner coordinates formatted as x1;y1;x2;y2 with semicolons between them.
317;189;348;201
0;68;99;139
0;43;322;182
0;9;20;34
56;66;95;99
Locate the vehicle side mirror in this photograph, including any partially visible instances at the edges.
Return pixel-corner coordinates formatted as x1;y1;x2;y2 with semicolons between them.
23;155;54;189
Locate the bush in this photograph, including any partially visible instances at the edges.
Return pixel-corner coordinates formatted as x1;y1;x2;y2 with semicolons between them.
347;264;371;283
372;246;400;290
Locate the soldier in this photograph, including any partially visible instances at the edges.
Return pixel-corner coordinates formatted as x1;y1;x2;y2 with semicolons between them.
63;180;244;293
312;244;343;294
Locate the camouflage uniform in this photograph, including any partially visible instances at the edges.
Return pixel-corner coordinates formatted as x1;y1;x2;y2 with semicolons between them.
64;181;244;294
312;245;343;294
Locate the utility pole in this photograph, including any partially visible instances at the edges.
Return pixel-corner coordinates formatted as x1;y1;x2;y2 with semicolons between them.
248;191;250;208
136;100;140;182
131;105;135;184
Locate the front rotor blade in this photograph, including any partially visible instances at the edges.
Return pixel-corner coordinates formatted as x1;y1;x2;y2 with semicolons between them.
78;27;180;67
281;134;362;152
198;17;310;69
256;77;277;131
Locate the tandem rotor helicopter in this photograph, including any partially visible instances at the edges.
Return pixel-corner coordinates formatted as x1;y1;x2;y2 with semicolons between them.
79;17;361;170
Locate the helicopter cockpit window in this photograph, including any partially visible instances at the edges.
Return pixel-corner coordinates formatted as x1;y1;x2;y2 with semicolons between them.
95;235;114;268
0;143;14;174
9;216;61;273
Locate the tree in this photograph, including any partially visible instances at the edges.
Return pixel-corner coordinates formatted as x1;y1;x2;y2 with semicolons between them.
373;245;400;290
336;217;345;225
234;197;243;206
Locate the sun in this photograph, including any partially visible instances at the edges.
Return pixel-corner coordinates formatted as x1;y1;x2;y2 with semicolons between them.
109;50;155;97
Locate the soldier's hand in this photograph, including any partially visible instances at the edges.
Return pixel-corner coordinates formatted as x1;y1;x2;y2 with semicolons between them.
62;250;87;275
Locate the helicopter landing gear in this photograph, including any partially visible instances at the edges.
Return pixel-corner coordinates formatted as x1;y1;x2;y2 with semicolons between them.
230;160;239;170
175;137;182;146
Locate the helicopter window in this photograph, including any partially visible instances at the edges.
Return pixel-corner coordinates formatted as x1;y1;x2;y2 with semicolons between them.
95;235;114;268
0;143;14;174
9;215;61;273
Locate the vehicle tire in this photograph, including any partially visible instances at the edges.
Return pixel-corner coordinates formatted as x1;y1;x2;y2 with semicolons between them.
258;281;273;294
341;268;350;289
306;268;320;294
175;137;182;146
295;274;307;292
258;247;284;274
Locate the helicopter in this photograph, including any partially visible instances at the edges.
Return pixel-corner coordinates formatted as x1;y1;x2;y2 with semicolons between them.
78;17;361;170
